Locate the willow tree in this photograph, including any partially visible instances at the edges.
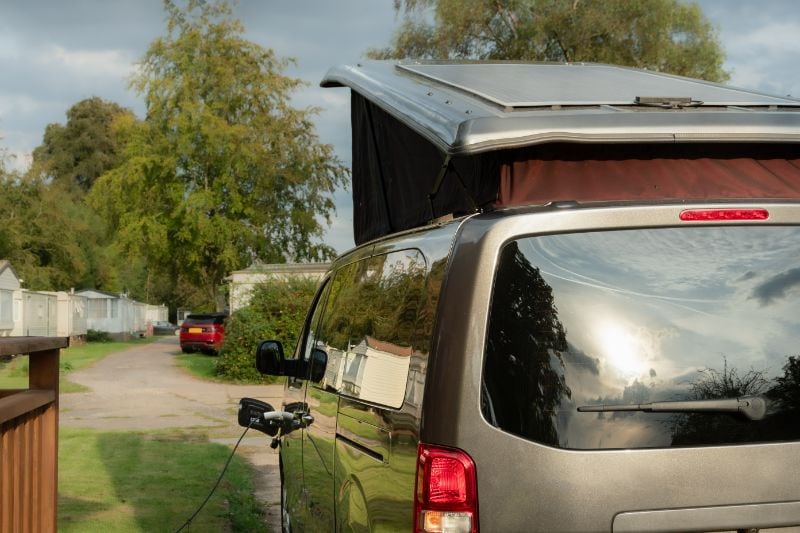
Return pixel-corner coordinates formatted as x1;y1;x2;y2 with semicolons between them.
371;0;729;82
91;0;348;309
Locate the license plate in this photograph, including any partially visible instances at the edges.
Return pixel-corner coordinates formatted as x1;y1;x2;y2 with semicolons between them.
188;327;202;333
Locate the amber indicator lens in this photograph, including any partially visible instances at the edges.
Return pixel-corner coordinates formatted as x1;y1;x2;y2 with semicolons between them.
679;208;769;221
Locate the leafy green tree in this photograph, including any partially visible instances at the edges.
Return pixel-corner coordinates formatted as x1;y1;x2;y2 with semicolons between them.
90;0;348;310
371;0;729;82
0;173;105;290
32;97;133;192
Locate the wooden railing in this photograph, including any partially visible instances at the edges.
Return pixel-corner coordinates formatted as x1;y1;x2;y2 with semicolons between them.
0;337;67;533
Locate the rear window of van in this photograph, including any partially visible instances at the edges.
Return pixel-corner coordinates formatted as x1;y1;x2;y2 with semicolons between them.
482;226;800;449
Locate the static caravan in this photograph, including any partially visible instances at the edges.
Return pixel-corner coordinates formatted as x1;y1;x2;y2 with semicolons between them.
226;262;330;313
20;291;57;337
49;291;88;342
0;261;20;337
77;289;142;340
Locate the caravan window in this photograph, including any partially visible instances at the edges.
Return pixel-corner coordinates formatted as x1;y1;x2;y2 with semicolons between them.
89;299;107;319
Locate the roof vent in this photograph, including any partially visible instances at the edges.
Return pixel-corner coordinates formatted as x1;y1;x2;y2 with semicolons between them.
635;96;704;109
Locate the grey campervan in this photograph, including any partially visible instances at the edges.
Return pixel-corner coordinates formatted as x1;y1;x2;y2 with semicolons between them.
252;61;800;532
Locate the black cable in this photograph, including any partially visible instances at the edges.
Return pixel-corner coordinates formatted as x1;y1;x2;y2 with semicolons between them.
174;421;253;532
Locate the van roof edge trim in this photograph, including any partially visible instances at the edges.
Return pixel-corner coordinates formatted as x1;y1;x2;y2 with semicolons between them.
321;61;800;155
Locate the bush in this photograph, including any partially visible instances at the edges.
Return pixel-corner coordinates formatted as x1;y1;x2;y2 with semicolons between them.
215;278;318;382
86;329;112;343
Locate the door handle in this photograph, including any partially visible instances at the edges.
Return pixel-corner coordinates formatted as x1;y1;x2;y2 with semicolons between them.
301;414;315;426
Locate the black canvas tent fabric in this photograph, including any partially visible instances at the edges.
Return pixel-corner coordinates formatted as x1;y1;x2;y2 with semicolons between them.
351;93;499;244
351;92;800;245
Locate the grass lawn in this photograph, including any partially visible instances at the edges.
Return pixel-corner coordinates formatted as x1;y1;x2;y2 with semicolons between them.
177;352;282;386
176;352;221;381
1;339;269;531
59;428;267;532
0;338;157;392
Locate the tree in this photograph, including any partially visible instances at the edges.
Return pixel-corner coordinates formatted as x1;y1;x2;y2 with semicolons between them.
90;0;348;310
0;172;105;290
32;97;132;192
371;0;729;82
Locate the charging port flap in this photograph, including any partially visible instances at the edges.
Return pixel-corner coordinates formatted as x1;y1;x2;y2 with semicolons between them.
238;397;279;436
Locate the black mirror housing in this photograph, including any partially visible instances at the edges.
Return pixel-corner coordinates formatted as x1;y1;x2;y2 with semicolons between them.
256;340;285;375
310;348;328;382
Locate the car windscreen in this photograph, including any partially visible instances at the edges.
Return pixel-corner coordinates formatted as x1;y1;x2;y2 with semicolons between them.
482;226;800;450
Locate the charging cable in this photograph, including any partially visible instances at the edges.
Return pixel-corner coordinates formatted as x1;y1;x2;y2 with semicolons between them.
173;419;254;532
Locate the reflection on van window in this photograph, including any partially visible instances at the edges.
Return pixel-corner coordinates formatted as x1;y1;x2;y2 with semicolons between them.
312;250;428;409
483;227;800;450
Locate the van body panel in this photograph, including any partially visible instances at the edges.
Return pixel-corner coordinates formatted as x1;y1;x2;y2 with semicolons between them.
338;397;391;431
612;501;800;533
280;221;460;531
282;275;334;531
335;410;399;531
421;202;800;532
301;384;338;530
336;410;390;463
472;434;800;532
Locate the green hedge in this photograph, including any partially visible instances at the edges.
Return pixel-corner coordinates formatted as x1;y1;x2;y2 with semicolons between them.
215;278;318;382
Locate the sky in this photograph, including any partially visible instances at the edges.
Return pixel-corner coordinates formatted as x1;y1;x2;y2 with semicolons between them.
1;0;799;254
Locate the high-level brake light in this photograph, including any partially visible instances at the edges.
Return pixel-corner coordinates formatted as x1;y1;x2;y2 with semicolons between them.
414;444;479;533
679;208;769;221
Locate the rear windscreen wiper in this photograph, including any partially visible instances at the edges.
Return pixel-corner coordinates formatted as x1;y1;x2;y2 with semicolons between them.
577;396;767;421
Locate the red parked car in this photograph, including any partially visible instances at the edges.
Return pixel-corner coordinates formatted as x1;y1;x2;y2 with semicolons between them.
179;313;227;354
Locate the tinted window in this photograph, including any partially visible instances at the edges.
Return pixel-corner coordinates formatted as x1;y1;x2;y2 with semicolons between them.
184;314;226;325
312;250;429;408
483;227;800;449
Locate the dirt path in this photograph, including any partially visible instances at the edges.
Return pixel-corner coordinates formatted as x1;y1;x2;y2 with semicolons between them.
59;337;283;531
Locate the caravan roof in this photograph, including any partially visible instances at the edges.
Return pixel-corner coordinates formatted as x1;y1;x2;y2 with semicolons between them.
322;61;800;155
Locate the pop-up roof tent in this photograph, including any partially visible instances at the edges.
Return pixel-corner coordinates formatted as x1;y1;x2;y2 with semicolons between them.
321;61;800;245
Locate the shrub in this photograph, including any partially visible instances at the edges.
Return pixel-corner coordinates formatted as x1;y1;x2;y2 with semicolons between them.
86;329;112;343
215;278;318;382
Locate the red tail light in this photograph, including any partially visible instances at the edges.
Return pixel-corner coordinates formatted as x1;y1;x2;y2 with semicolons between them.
414;444;478;533
679;208;769;221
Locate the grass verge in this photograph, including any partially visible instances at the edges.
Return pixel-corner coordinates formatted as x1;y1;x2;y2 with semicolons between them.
0;338;157;392
59;427;267;532
176;352;221;381
176;352;281;385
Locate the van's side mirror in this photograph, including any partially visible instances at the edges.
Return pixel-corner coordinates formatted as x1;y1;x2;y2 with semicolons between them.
309;348;328;382
256;340;285;375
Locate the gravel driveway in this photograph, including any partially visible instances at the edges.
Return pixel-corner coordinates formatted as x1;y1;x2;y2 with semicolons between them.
59;337;283;530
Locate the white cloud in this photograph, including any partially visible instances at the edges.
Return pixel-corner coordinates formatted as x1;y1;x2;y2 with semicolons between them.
3;149;32;173
0;93;45;116
726;22;800;56
36;45;136;79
